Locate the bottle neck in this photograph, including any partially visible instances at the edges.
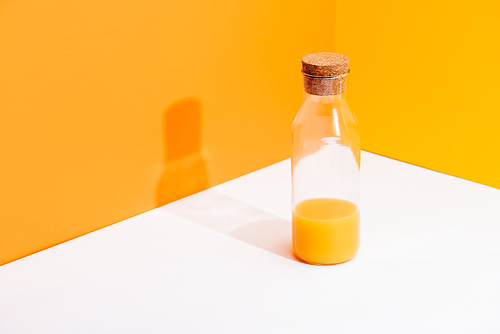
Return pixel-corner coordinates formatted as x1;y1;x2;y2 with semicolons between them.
302;91;346;103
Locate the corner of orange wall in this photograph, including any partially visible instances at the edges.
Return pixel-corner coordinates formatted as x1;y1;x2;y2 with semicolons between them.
335;0;500;189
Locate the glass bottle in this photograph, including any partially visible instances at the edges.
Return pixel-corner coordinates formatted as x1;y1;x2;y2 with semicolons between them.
291;52;360;265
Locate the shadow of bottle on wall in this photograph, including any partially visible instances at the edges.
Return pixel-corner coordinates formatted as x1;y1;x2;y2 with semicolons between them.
156;98;208;206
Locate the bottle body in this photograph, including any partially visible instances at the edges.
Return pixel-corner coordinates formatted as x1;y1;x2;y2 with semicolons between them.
292;81;360;265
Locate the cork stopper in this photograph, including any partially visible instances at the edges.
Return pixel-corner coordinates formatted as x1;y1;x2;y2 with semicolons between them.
301;52;350;96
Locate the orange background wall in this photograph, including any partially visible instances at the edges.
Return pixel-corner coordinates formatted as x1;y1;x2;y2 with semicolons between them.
5;0;498;267
0;0;335;265
335;0;500;189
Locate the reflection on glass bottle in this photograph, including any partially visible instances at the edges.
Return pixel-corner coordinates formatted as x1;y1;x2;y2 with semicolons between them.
292;53;360;265
157;98;208;205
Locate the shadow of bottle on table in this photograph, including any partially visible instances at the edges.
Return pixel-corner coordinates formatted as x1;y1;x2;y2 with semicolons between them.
157;98;208;206
230;218;296;261
161;190;297;262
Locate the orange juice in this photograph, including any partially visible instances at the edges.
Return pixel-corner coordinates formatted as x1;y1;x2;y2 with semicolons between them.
292;198;359;265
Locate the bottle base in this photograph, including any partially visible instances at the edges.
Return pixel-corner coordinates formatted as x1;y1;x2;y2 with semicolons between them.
293;251;357;266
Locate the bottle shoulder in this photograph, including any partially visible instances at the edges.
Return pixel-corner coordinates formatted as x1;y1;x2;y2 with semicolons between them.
293;96;358;127
292;95;360;168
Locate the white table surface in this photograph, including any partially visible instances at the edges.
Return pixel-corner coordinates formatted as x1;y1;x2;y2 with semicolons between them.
1;151;500;333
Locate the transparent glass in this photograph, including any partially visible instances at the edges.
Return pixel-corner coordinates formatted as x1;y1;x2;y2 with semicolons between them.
291;73;360;265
